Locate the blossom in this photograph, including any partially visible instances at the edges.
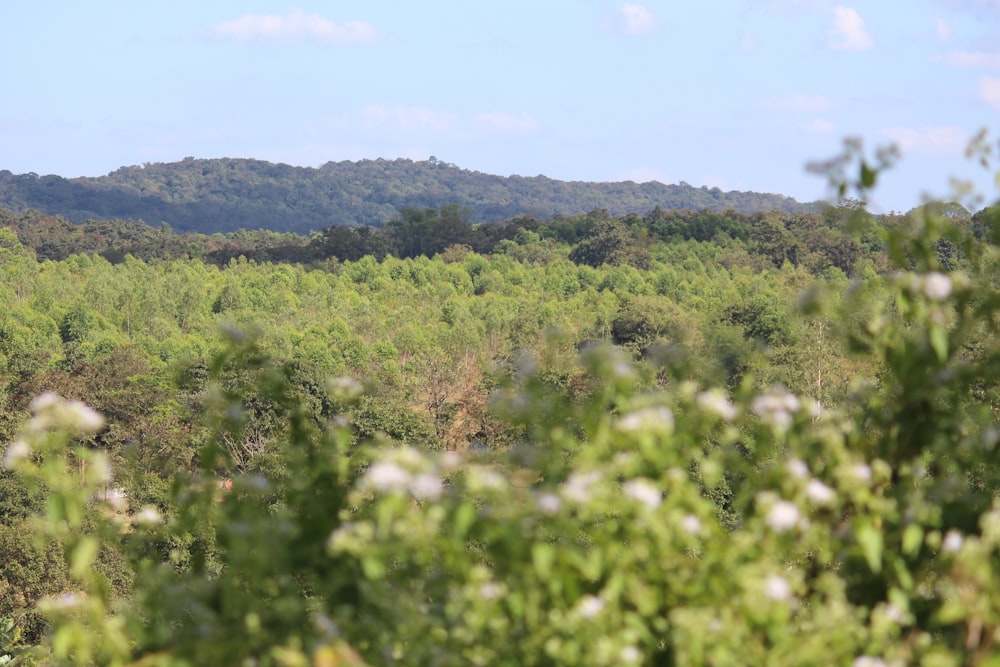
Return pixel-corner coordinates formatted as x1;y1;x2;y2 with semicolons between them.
921;272;952;301
362;461;411;494
536;492;562;515
696;389;737;421
765;499;801;532
752;389;801;430
785;458;809;479
619;646;642;663
409;472;444;501
134;506;163;526
622;478;662;509
576;595;605;619
479;582;504;601
27;392;105;434
942;529;964;553
2;439;31;470
852;656;886;667
806;479;836;505
617;406;674;435
764;575;792;601
849;463;873;483
681;514;702;536
561;471;602;504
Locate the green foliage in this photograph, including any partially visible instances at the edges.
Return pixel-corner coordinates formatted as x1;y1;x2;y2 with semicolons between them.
4;145;1000;665
0;159;816;235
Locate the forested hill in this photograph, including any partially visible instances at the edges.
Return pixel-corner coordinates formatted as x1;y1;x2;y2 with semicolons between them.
0;157;816;235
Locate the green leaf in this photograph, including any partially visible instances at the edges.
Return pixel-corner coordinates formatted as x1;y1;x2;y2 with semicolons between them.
902;524;923;556
532;543;555;579
860;162;876;188
855;519;883;573
453;502;476;539
929;324;948;363
70;536;99;579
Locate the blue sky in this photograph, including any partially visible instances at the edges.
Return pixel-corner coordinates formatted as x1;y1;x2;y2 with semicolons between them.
2;0;999;213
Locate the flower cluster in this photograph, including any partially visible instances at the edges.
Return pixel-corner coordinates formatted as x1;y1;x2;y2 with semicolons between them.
359;447;445;501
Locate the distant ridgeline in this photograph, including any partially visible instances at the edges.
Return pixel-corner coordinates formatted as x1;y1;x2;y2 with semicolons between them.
0;158;816;235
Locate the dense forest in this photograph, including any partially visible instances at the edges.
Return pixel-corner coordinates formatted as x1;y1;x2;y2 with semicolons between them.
4;161;1000;665
0;158;816;234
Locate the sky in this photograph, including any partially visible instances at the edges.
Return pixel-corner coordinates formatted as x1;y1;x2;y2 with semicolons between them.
2;0;1000;213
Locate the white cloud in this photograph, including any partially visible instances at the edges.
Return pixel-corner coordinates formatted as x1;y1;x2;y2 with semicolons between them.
933;16;952;42
980;76;1000;108
474;112;541;134
880;126;968;154
614;3;657;35
212;9;377;44
801;119;836;133
828;6;873;51
758;94;831;112
933;51;1000;68
361;105;459;134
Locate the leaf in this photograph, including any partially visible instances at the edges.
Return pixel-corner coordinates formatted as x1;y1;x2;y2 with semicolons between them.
453;502;476;539
860;162;876;189
929;324;948;363
855;519;883;573
902;524;923;556
70;536;100;579
532;543;555;579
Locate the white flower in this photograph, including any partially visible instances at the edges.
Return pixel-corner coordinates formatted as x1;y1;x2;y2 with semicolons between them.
765;499;801;532
96;487;128;511
439;450;462;470
882;603;906;624
785;458;809;479
134;506;162;526
681;514;702;536
468;467;506;491
536;492;562;515
29;391;62;415
696;389;737;421
942;529;964;553
850;463;872;482
622;478;662;509
752;390;801;430
619;646;642;663
576;595;605;619
409;473;443;501
362;461;411;494
922;272;952;301
2;439;31;470
63;400;105;434
617;406;674;435
42;592;86;611
561;471;602;504
479;582;504;601
90;454;113;484
806;479;836;505
764;575;791;601
853;656;886;667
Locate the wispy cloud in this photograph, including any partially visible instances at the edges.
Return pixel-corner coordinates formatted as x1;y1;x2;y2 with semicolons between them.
980;76;1000;109
609;3;657;35
758;94;831;112
932;50;1000;68
212;9;377;44
801;119;836;133
828;6;873;51
474;112;541;134
880;126;968;154
361;105;459;134
933;16;952;42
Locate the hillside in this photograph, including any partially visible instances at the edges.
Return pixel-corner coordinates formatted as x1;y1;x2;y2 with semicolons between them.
0;157;817;234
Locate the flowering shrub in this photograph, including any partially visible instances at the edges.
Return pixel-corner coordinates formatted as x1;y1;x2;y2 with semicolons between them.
6;176;1000;664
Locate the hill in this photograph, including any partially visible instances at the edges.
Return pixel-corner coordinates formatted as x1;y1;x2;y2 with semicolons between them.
0;158;817;235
